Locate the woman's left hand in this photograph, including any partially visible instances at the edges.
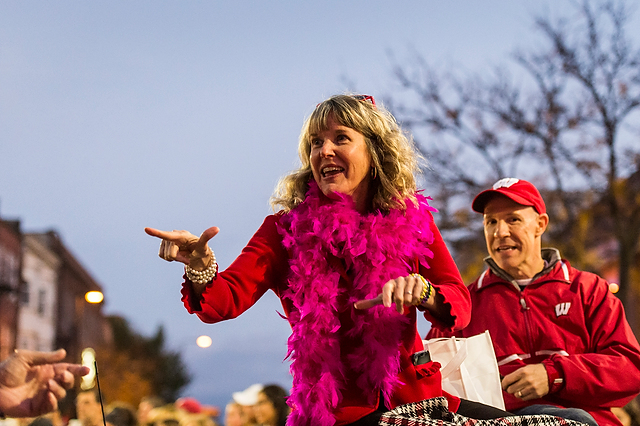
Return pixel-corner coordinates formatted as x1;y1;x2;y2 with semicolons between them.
354;274;432;314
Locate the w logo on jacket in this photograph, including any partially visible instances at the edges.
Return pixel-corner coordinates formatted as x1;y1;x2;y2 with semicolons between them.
555;302;571;317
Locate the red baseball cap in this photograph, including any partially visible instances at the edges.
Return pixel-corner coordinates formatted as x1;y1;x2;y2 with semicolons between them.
472;178;546;214
176;397;202;413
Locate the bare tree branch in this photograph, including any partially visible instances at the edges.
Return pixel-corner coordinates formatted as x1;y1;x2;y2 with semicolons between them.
387;0;640;324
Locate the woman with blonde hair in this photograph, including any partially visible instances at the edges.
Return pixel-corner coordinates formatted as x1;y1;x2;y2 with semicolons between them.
146;95;519;426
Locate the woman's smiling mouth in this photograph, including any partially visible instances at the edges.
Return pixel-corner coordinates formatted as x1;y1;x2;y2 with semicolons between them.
321;166;344;177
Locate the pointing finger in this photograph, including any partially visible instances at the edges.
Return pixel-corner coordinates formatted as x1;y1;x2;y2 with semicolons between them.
354;295;383;310
145;227;174;240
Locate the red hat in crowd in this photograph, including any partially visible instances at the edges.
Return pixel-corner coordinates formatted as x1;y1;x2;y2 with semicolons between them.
176;397;202;413
175;397;220;417
472;178;546;214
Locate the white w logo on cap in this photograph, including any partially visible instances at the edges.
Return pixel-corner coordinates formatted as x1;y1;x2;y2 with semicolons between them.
493;178;520;189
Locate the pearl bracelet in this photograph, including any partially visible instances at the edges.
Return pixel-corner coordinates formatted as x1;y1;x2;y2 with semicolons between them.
185;252;218;285
412;273;433;305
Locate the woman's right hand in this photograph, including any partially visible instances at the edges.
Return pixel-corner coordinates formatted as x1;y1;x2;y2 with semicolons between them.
144;226;220;271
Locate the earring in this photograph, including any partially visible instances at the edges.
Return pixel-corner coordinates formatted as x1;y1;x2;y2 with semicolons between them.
371;167;378;179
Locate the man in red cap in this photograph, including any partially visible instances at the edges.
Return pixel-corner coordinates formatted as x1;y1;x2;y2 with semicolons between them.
428;178;640;426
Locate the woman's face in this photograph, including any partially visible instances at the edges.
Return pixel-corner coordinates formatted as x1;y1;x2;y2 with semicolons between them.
253;393;277;426
309;114;372;212
224;404;246;426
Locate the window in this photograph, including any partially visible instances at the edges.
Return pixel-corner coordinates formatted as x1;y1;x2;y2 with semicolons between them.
37;289;46;316
21;282;30;306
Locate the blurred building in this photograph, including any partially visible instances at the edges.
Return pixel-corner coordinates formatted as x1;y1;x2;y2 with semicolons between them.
27;231;110;363
0;205;110;363
0;218;23;360
18;233;61;351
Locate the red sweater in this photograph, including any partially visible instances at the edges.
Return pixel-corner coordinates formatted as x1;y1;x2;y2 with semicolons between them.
182;214;471;425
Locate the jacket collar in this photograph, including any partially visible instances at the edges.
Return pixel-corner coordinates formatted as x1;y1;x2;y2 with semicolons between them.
477;248;569;291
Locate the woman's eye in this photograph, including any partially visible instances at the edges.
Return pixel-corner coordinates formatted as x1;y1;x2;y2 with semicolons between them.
311;138;322;147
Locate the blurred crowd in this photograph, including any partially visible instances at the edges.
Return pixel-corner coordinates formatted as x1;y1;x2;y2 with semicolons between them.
225;384;289;426
0;383;290;426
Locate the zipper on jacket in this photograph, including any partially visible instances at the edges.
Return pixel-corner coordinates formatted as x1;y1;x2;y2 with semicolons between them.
519;294;535;354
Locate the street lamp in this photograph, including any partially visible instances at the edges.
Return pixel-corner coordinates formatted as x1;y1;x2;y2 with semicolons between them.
85;291;104;304
196;335;212;348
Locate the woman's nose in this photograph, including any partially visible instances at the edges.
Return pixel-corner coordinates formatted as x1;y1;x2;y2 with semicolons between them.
320;140;335;157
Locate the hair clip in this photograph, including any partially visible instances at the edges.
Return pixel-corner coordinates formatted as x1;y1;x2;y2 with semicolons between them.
351;94;376;106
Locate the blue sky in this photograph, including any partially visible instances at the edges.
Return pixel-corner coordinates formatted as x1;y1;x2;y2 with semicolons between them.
2;0;636;413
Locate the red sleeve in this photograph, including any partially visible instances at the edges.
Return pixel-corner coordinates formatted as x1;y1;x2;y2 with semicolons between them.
551;271;640;407
419;220;471;334
180;214;290;324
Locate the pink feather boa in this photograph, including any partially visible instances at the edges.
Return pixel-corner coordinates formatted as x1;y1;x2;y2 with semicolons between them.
278;182;437;426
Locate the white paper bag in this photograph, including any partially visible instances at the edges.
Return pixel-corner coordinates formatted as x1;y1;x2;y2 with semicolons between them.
423;330;505;410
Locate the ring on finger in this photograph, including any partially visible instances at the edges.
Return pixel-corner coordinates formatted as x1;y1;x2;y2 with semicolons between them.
517;390;522;398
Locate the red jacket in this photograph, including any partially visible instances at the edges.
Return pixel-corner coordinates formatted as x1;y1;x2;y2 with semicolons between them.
428;248;640;426
182;214;471;425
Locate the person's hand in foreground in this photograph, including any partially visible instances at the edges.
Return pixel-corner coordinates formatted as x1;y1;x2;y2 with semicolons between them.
0;349;90;418
144;227;219;270
502;363;549;401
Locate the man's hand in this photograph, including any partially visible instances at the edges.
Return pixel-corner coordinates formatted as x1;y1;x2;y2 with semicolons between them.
0;349;90;418
501;363;549;401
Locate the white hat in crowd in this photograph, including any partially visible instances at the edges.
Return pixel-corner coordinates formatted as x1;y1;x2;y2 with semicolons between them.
232;383;264;406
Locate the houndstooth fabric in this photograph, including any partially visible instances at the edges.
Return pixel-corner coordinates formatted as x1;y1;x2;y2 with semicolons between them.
379;398;587;426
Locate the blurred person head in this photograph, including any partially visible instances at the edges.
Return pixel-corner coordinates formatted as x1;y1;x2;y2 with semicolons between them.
231;384;262;426
23;410;64;426
178;412;217;426
146;405;182;426
106;404;138;426
472;178;549;280
175;398;219;421
223;402;247;426
76;389;104;426
253;385;288;426
146;405;217;426
272;94;422;214
28;418;54;426
137;396;165;426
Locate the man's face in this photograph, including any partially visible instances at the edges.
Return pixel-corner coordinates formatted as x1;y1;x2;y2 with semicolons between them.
483;195;549;279
76;392;102;426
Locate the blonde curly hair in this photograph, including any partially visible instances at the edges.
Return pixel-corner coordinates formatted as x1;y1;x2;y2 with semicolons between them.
271;94;423;212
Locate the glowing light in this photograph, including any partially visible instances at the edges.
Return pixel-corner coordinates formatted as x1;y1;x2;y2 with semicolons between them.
81;348;96;390
609;283;619;294
196;335;212;348
85;291;104;304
